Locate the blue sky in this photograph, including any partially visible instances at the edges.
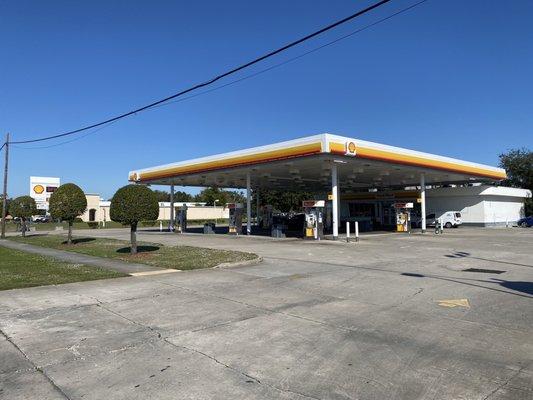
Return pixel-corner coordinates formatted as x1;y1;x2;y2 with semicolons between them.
1;0;532;199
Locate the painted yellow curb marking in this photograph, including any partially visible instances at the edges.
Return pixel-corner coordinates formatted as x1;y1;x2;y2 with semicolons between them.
437;299;470;308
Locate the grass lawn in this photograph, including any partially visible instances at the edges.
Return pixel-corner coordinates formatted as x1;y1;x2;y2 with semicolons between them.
0;246;127;291
8;234;258;270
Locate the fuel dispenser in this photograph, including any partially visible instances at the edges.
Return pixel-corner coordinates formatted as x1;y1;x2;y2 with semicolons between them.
175;205;187;233
393;202;413;233
228;203;244;235
302;200;325;240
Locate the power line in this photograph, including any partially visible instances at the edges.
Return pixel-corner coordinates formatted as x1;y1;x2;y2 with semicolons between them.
11;120;120;149
10;0;393;145
152;0;428;111
12;0;429;150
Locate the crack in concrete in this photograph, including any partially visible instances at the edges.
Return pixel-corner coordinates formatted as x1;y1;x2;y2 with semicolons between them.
70;289;325;399
481;365;529;400
167;341;322;400
0;327;72;400
152;279;358;333
84;294;323;399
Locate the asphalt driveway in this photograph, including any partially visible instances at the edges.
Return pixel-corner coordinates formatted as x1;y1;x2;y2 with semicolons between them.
1;228;532;399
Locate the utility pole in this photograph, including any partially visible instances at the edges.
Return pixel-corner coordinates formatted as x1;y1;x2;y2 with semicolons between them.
1;133;9;239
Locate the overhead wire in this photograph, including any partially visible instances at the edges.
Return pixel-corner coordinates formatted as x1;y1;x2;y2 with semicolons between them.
9;0;393;145
151;0;429;112
10;0;429;150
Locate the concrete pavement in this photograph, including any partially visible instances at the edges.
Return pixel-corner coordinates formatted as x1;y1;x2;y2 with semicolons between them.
1;228;532;399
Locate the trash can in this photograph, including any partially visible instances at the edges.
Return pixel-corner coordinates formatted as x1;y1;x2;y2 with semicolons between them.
203;222;216;234
271;224;286;238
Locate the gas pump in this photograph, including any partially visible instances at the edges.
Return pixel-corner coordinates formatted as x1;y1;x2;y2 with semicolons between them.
393;202;413;233
302;200;325;240
175;205;187;233
228;203;244;235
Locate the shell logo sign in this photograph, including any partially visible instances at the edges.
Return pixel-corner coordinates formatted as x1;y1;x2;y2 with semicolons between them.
345;141;357;156
30;177;60;210
33;184;45;194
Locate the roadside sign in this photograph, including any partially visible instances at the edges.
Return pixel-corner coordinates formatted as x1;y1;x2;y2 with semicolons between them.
303;200;325;208
393;202;414;209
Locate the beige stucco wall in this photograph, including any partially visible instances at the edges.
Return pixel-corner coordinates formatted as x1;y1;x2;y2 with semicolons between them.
157;204;229;221
79;195;229;223
80;195;109;222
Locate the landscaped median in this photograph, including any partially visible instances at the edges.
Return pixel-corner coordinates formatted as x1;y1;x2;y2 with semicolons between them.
0;246;127;291
7;234;259;271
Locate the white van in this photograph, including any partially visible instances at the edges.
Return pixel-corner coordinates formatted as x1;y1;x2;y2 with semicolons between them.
426;211;462;228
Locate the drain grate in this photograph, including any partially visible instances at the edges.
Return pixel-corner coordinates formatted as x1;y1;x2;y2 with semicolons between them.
462;268;506;274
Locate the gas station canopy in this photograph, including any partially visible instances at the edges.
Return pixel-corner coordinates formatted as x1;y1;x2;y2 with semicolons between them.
128;134;506;190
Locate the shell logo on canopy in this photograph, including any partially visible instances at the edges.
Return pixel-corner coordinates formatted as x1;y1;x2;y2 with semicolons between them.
33;184;45;194
345;141;357;156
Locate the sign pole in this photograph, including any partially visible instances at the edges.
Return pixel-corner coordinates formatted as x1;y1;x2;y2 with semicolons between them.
1;133;10;239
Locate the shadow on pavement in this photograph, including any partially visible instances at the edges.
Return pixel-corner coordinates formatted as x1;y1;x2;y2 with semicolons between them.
63;237;96;245
491;279;533;296
116;245;160;254
444;251;533;268
401;272;533;298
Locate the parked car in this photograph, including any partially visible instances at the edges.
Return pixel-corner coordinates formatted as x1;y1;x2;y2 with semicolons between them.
424;211;462;228
33;215;51;223
516;216;533;227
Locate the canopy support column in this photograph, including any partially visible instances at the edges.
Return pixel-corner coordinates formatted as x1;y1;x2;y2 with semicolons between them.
256;188;260;226
331;164;339;240
420;173;426;233
246;173;251;235
169;184;175;232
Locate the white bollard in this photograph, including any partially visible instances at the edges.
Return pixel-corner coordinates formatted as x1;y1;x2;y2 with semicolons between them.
346;221;350;242
159;220;163;232
355;221;359;243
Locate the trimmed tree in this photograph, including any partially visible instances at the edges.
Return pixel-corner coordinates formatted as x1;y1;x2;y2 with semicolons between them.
499;148;533;215
49;183;87;245
9;196;37;237
110;185;159;254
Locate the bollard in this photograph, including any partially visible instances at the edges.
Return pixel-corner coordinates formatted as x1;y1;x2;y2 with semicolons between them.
346;221;350;243
159;220;163;232
355;221;359;243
